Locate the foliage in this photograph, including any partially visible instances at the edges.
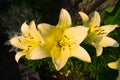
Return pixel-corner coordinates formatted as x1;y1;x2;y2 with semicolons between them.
0;3;41;31
103;0;120;25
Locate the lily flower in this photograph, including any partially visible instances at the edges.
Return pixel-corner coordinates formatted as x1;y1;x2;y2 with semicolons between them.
108;59;120;80
9;21;48;62
79;11;119;56
30;9;91;70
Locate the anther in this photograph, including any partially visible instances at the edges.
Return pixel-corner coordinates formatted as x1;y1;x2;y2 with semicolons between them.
18;38;21;42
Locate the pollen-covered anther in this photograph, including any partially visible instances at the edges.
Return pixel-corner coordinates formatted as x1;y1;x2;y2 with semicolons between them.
62;47;65;50
68;45;71;47
57;41;63;48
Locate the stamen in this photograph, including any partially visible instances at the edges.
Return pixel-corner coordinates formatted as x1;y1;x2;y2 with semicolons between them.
64;35;67;38
101;29;105;32
97;32;101;35
28;45;32;47
94;26;99;28
27;47;30;51
57;41;62;48
94;26;106;35
100;32;106;35
62;47;65;50
28;33;31;37
28;33;34;39
18;38;21;43
68;45;71;47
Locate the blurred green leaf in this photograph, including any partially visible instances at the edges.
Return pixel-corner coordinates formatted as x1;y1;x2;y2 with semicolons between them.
103;0;120;25
105;5;115;13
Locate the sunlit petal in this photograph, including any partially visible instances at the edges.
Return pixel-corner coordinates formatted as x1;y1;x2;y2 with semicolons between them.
28;21;43;41
108;59;120;80
108;59;120;69
63;26;88;44
94;45;103;56
79;12;89;26
51;46;70;71
15;51;25;63
56;8;71;30
101;24;119;35
37;23;53;37
21;21;29;34
29;20;37;31
28;46;51;60
89;11;100;28
99;36;119;47
9;36;27;49
71;45;91;62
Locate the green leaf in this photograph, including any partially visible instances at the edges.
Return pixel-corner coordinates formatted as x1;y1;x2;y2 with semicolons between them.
103;0;120;25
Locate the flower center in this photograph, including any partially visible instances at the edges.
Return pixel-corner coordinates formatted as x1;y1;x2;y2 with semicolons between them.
22;33;40;52
91;26;106;36
57;35;72;49
85;26;106;45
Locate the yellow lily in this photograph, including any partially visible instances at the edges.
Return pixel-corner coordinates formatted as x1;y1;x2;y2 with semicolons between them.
79;11;119;56
9;21;50;62
108;59;120;80
31;9;91;70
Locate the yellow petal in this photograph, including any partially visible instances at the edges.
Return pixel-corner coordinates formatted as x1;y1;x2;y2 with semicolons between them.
71;45;91;62
63;26;88;44
37;23;53;37
56;8;71;30
101;24;119;35
28;46;50;60
21;21;29;34
9;36;27;49
29;20;41;37
89;11;100;28
15;51;25;63
94;45;103;56
108;59;120;69
51;46;70;71
99;36;119;47
79;12;89;26
28;21;44;43
29;20;36;31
